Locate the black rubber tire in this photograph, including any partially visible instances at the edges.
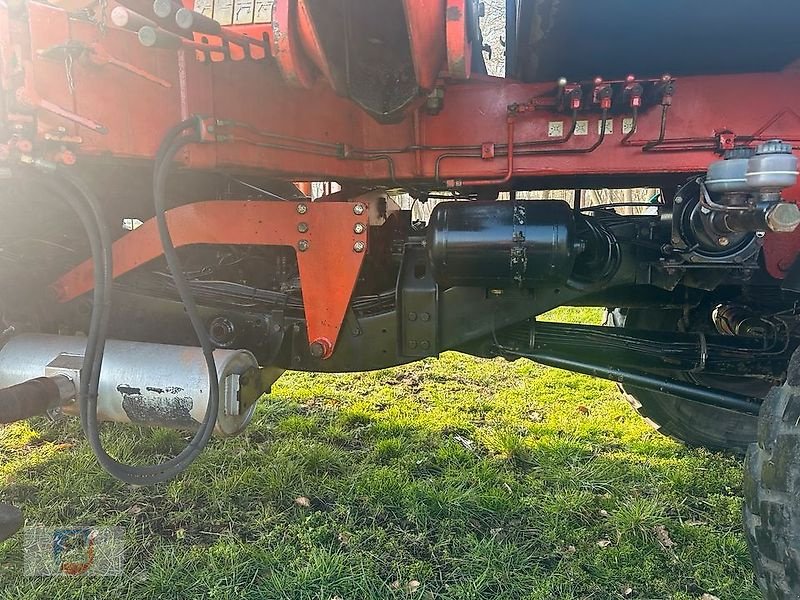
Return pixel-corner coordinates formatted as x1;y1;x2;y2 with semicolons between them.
604;307;760;454
744;350;800;600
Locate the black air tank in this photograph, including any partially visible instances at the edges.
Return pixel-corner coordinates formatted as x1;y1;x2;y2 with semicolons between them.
427;200;578;287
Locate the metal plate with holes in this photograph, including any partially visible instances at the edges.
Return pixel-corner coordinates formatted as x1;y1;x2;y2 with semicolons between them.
398;245;439;357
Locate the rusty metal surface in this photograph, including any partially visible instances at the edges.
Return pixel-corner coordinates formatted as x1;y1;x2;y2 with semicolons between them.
445;0;471;79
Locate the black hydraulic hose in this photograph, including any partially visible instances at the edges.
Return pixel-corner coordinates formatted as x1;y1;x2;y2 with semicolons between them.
57;173;112;427
14;120;228;484
61;117;219;484
29;176;107;431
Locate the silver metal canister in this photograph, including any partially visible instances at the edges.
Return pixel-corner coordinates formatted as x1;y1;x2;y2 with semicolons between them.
0;334;259;436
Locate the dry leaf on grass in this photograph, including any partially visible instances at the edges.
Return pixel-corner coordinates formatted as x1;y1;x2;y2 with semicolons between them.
294;496;311;508
453;434;476;452
390;580;421;593
653;524;676;549
700;595;721;600
596;539;613;548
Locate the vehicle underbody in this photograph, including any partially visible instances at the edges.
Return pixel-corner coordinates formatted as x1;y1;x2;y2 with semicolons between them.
1;0;800;596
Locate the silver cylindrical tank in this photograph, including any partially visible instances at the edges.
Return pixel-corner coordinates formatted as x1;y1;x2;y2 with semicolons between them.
705;148;753;195
746;140;799;191
0;335;259;436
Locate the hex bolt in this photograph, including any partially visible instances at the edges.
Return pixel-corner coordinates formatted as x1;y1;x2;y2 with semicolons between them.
766;202;800;233
674;197;683;204
408;312;417;321
353;203;366;215
408;340;418;349
717;237;730;247
297;222;309;233
353;222;366;234
420;340;430;350
420;312;431;322
297;239;310;252
309;338;332;359
353;241;365;253
296;203;308;215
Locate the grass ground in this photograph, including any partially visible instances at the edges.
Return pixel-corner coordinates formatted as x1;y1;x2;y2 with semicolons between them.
0;308;759;599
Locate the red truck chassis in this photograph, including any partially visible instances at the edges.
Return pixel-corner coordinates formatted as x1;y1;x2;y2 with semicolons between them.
1;2;800;595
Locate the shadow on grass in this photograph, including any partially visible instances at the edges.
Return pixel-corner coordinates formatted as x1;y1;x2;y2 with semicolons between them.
0;323;760;599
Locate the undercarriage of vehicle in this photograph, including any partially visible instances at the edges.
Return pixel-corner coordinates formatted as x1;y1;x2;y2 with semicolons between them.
1;0;800;595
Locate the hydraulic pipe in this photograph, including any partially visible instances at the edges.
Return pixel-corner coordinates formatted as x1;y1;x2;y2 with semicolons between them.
445;118;515;187
520;351;762;415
